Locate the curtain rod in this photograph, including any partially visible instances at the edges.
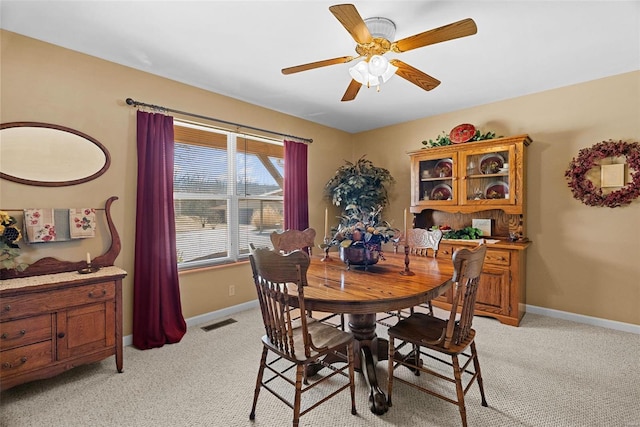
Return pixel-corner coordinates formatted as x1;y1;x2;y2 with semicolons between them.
2;208;106;212
125;98;312;144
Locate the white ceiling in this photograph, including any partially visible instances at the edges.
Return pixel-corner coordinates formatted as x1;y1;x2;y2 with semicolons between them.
1;1;639;134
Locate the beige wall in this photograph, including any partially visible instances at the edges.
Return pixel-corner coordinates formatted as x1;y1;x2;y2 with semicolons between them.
353;71;640;325
2;30;638;331
0;31;353;335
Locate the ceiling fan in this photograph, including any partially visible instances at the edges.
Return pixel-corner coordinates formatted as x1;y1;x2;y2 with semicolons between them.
282;3;477;102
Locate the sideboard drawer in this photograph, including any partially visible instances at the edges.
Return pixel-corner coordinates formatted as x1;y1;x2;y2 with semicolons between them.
0;340;53;377
437;244;455;259
0;282;115;321
0;314;52;351
484;249;511;266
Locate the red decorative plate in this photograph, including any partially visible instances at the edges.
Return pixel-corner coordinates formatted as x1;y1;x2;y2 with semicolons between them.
449;123;476;144
433;158;453;177
480;153;505;174
431;183;453;200
485;181;509;199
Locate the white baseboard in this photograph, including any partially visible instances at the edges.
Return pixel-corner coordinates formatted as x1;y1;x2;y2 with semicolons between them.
184;300;259;328
123;301;638;346
526;304;640;335
122;300;259;347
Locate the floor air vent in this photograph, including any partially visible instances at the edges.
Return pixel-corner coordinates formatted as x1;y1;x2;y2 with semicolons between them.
201;318;237;331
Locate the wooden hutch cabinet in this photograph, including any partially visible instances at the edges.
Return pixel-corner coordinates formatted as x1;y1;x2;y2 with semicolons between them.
408;134;532;326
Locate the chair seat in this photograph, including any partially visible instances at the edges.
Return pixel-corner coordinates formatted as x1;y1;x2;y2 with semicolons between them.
388;312;476;356
263;316;353;362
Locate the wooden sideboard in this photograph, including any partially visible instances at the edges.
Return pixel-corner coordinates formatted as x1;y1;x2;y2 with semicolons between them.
0;266;126;391
431;240;528;326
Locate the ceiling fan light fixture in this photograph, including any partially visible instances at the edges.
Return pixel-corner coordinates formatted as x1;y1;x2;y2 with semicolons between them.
349;56;395;88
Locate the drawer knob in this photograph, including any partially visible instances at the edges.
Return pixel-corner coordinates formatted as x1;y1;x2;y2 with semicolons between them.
0;330;25;340
3;305;10;312
58;332;66;339
1;357;27;370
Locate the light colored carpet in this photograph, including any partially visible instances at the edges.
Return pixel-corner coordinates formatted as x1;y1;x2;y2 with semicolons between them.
1;307;639;427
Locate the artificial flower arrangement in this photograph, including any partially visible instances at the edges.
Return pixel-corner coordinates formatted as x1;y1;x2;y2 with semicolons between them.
328;205;398;254
0;211;28;271
323;157;397;265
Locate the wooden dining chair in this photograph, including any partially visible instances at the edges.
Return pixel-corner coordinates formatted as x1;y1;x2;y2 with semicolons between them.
407;227;444;316
386;243;488;427
270;227;316;255
249;247;357;427
407;227;444;257
377;228;444;327
271;228;345;330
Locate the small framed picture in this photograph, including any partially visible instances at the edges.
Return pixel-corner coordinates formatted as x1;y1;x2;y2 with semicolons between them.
601;164;625;188
472;219;492;237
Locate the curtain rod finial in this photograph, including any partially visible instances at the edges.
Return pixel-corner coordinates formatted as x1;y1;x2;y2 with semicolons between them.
126;98;135;106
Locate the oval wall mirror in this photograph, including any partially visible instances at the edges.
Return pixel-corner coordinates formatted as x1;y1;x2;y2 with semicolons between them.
0;122;111;186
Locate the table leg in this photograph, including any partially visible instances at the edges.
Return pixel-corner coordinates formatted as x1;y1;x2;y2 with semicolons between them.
304;313;391;415
348;313;389;415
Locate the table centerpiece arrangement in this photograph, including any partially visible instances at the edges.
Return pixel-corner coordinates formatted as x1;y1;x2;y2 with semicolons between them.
328;205;397;270
323;156;397;270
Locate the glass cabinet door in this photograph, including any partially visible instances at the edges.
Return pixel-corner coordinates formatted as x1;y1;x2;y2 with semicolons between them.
460;145;515;205
415;153;458;206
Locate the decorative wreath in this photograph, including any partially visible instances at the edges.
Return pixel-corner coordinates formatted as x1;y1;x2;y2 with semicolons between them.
565;140;640;208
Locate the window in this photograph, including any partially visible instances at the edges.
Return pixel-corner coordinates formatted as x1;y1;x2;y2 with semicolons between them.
173;121;284;269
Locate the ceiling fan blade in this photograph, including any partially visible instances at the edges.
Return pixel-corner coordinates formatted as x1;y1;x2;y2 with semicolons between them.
282;56;354;75
393;18;477;52
389;59;441;91
329;4;373;45
341;79;362;102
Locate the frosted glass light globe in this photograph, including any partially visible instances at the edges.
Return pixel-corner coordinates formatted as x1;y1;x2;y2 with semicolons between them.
348;60;370;84
368;55;389;77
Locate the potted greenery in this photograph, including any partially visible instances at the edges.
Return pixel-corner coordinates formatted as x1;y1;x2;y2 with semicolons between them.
324;156;397;269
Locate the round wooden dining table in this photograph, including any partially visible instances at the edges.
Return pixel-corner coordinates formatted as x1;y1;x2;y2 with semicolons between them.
301;250;453;415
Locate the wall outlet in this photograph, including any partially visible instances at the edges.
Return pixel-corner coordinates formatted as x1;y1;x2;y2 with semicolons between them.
228;285;235;296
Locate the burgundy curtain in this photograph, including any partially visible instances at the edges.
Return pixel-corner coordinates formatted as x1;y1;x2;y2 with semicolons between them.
133;110;186;350
283;139;309;230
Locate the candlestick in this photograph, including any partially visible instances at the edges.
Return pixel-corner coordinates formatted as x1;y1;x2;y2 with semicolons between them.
321;237;332;262
399;243;415;276
86;252;91;265
324;207;329;239
403;208;407;240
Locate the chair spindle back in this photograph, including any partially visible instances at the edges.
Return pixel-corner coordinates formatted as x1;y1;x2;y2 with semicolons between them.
407;228;443;257
270;228;316;255
249;247;311;357
445;244;487;347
